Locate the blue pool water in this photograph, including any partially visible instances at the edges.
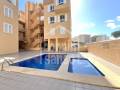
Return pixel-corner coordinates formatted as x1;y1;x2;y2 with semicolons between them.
68;58;104;76
12;54;66;71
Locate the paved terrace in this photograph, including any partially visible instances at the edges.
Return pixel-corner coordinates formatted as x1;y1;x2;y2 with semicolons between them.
0;71;116;90
0;51;119;90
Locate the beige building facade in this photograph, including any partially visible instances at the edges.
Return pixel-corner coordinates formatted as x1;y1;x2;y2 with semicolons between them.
0;0;19;55
25;2;44;51
43;0;71;52
18;2;44;51
19;11;26;50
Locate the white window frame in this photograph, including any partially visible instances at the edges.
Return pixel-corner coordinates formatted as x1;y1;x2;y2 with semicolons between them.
4;6;13;18
48;4;54;12
56;0;66;5
3;23;13;33
58;14;67;22
48;16;57;24
60;15;65;22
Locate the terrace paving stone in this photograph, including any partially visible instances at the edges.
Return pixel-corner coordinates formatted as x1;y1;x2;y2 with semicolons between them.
0;51;120;90
0;71;117;90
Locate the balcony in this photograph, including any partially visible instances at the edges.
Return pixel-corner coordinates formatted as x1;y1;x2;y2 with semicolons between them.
47;29;71;39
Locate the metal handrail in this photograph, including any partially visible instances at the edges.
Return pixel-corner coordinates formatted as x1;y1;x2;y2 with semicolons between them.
0;59;14;71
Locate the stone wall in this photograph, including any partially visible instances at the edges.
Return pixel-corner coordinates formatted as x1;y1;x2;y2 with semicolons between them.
88;39;120;66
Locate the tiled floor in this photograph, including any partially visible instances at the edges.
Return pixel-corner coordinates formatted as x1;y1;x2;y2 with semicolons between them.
0;71;117;90
0;51;120;90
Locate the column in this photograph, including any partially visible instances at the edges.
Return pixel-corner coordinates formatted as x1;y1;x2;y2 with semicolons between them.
56;38;58;52
68;39;71;52
65;40;67;52
48;39;51;51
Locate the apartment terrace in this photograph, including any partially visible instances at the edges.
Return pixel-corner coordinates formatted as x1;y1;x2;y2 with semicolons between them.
0;51;120;90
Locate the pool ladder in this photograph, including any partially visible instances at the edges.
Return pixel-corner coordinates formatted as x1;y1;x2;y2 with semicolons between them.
0;59;14;71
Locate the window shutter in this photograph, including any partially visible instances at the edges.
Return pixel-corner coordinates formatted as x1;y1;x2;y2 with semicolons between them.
4;7;6;16
65;14;67;21
3;23;6;32
4;7;8;17
48;17;50;24
58;16;60;22
11;9;13;18
9;9;11;17
48;5;50;12
10;24;13;33
56;0;58;6
64;0;67;4
54;16;57;22
6;23;9;33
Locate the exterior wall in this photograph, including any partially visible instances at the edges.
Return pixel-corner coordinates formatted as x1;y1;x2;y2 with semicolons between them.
19;11;26;50
43;0;71;51
0;0;18;55
79;35;91;44
29;4;44;50
88;39;120;66
72;34;91;44
72;34;91;51
22;2;44;51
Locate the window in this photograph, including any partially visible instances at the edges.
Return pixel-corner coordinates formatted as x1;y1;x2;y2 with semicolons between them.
58;14;67;22
3;23;13;33
7;0;16;6
48;16;56;24
4;7;13;18
60;27;66;35
58;0;64;5
60;15;65;22
50;17;55;23
48;4;54;12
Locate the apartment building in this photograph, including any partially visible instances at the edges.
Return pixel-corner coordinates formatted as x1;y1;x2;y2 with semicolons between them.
73;34;91;44
91;35;109;42
22;2;44;50
44;0;71;52
0;0;18;55
72;34;91;48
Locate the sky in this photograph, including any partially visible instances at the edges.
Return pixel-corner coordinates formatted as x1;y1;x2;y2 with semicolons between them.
19;0;120;37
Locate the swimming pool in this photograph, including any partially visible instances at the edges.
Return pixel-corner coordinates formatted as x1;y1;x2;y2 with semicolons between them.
68;58;104;76
12;54;66;71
